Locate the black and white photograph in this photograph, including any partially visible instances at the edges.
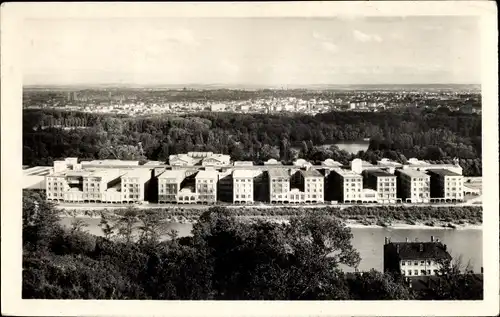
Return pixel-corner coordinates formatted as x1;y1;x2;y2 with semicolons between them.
1;2;498;316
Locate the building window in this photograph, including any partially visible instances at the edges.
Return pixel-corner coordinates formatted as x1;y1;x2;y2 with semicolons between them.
401;262;405;266
408;270;412;276
420;260;425;265
414;261;418;266
414;270;418;275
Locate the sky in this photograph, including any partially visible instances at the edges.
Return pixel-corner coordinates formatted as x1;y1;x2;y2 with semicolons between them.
23;16;481;87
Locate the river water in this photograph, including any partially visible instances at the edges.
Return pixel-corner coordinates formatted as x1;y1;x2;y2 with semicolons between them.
60;217;482;273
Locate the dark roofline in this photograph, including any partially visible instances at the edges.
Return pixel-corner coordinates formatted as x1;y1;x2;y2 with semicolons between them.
365;169;395;177
427;169;461;177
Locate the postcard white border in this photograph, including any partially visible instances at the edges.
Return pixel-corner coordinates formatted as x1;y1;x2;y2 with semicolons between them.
1;1;498;316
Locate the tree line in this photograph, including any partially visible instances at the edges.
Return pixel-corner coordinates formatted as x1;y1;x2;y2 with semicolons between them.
23;108;482;176
22;190;482;300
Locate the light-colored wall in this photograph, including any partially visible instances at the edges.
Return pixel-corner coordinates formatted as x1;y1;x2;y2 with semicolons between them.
233;177;253;202
399;259;441;276
343;176;362;202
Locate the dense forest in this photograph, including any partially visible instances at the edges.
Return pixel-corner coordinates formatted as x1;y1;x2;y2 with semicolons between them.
23;108;482;176
22;191;482;300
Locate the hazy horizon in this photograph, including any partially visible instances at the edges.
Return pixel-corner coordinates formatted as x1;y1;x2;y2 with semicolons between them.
23;16;481;86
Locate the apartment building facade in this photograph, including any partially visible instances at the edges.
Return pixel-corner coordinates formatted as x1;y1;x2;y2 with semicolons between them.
427;169;464;202
158;169;186;203
268;169;290;203
396;168;431;203
195;170;218;203
289;169;324;203
363;169;397;203
121;169;151;203
233;169;254;203
329;169;363;203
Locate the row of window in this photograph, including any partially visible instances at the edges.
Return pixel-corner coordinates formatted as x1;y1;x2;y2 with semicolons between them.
377;182;396;186
235;179;252;182
345;178;362;183
401;260;432;266
403;269;436;276
234;194;250;199
197;179;214;183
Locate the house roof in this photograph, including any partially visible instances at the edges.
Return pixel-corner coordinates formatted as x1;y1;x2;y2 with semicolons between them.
299;169;323;178
268;169;290;178
158;169;186;179
331;168;362;177
322;159;342;167
203;154;230;163
365;169;395;178
387;242;452;260
233;169;254;178
427;169;461;177
195;170;218;179
397;168;430;178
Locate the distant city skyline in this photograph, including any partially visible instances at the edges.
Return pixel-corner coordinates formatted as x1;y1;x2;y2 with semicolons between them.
23;16;481;86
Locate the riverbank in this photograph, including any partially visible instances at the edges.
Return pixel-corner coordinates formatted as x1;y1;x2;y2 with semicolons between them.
58;206;483;231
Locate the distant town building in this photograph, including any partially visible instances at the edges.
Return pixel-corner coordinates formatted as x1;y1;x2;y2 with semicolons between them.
210;103;227;112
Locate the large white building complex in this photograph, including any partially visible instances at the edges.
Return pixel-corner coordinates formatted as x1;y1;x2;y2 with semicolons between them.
35;153;473;205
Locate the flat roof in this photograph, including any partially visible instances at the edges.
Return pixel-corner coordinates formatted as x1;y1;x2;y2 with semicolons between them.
233;169;255;178
398;168;430;178
158;169;186;179
300;169;323;178
122;169;151;178
82;159;139;165
143;161;163;165
365;169;395;177
54;170;92;177
195;170;218;179
322;159;342;166
233;161;253;166
427;169;461;177
268;169;290;178
332;168;362;177
23;166;53;176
